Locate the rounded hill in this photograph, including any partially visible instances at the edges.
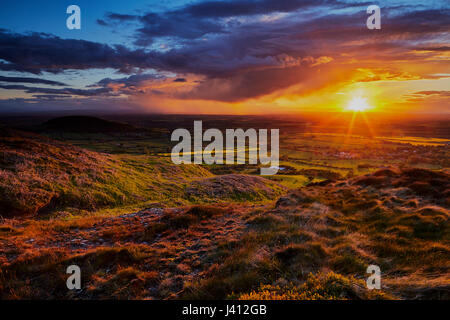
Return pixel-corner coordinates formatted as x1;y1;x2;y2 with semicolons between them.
42;116;138;133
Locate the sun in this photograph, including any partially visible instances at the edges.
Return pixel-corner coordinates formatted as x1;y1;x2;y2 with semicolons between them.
346;96;372;112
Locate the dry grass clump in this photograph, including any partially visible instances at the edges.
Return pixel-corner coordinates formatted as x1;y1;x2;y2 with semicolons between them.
86;267;159;299
0;202;247;299
185;174;286;202
160;205;230;230
237;272;392;300
275;243;328;268
0;245;152;299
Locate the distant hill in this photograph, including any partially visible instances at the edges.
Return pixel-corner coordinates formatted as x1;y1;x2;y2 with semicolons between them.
42;116;140;133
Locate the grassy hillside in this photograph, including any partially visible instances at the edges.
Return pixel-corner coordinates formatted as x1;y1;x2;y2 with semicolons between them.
0;119;448;300
0;168;448;299
0;128;286;218
186;168;449;300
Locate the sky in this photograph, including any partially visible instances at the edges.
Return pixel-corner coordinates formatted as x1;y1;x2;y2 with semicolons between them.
0;0;449;114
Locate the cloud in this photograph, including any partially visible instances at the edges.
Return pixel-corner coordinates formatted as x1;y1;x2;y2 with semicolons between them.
134;12;224;46
0;84;115;97
415;46;450;52
101;0;371;46
2;6;447;77
412;91;450;97
354;68;421;82
183;0;324;18
96;19;108;26
177;56;337;102
106;13;138;22
95;73;165;87
0;76;66;86
0;30;154;74
0;1;449;108
0;96;149;113
403;90;450;103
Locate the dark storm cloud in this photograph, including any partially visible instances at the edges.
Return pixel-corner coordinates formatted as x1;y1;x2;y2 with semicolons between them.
96;19;108;26
102;0;371;45
97;13;137;28
182;0;370;18
282;8;450;43
99;9;222;46
134;12;223;46
0;30;154;74
95;73;164;87
381;9;450;36
88;73;166;95
415;46;450;52
179;65;315;102
1;6;447;77
97;13;137;27
106;13;138;22
0;75;66;86
0;1;449;103
30;94;69;101
0;84;115;97
136;7;449;79
0;96;144;113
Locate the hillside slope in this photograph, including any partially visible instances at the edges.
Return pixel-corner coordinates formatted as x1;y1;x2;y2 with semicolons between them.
0;128;285;217
0;128;209;217
220;168;449;300
0;168;448;299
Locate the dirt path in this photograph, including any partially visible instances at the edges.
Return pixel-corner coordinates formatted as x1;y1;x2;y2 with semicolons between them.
0;204;264;299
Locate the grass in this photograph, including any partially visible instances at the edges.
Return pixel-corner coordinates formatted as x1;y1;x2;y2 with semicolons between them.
0;130;285;218
0;245;154;299
182;168;449;300
0;204;245;299
236;272;392;300
0;125;449;300
1;165;448;299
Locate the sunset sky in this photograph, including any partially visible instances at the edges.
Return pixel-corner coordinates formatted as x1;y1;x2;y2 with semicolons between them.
0;0;449;114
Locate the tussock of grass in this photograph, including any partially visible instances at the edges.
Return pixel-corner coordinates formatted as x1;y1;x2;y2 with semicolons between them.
330;254;368;274
86;267;159;299
0;245;151;299
237;272;392;300
275;243;328;267
162;205;230;229
185;174;286;203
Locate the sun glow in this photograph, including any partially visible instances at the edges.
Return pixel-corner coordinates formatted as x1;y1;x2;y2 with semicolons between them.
346;96;372;112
